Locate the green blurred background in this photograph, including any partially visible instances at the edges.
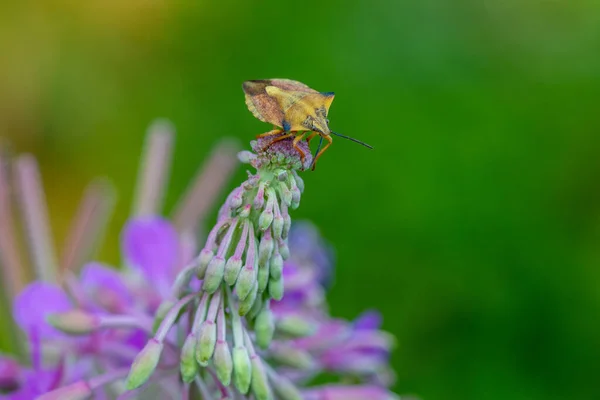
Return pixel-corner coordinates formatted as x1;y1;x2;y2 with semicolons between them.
2;0;600;399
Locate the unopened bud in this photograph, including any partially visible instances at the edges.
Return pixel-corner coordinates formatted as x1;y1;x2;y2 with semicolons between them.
269;252;283;280
214;340;233;386
235;266;256;301
126;339;163;389
36;381;92;400
224;256;243;286
272;215;284;240
250;356;272;400
195;320;217;366
278;240;290;260
47;310;98;335
257;263;270;293
255;307;275;349
270;374;303;400
279;184;292;207
180;333;198;382
268;275;284;301
258;233;274;267
271;345;315;370
276;170;288;181
233;346;252;394
254;182;266;209
237;151;255;163
152;299;177;334
276;316;316;337
239;204;252;218
230;188;244;209
291;186;301;206
197;248;214;279
238;283;258;316
203;256;225;293
282;213;291;239
291;172;304;192
258;208;274;231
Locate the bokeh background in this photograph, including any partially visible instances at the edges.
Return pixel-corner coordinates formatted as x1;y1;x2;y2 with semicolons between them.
2;1;600;399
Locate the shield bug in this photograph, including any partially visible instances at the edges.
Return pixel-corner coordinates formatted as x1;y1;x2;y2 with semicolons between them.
242;79;372;170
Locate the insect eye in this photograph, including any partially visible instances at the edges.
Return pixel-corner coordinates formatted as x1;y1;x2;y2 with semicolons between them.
326;119;330;125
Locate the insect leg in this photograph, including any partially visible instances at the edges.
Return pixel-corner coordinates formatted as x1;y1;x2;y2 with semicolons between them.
256;129;284;139
311;134;332;171
292;132;307;165
305;132;318;144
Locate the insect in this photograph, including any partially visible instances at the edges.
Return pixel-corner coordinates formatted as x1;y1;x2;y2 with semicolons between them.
242;79;372;170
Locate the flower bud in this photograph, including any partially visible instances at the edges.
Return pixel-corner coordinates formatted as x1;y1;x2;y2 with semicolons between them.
258;233;274;267
278;239;290;260
235;266;256;301
270;374;303;400
180;333;198;382
230;188;244;209
202;256;225;293
254;182;266;209
291;171;304;192
152;299;177;334
47;310;99;335
224;256;243;286
258;208;274;231
195;320;217;366
257;262;270;293
272;216;284;240
197;248;214;279
126;339;163;389
282;213;291;239
214;340;233;386
279;184;292;207
291;185;301;205
255;306;275;349
238;283;258;316
237;150;255;164
271;345;315;370
233;346;252;394
37;381;92;400
250;356;272;400
268;275;284;301
239;204;252;218
269;251;283;280
276;316;316;337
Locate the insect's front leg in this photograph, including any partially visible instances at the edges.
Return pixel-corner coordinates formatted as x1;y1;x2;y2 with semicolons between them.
292;132;308;166
256;129;284;139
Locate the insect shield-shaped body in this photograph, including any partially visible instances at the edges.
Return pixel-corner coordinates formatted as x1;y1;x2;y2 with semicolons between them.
243;79;372;170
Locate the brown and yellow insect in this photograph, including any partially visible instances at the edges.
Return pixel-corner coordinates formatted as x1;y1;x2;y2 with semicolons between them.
242;79;372;170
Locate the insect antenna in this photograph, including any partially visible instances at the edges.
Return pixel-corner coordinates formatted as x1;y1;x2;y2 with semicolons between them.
331;131;373;149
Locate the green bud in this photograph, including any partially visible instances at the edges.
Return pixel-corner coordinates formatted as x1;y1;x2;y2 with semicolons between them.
235;266;256;301
195;320;217;366
251;356;273;400
255;307;275;349
180;333;198;382
238;282;258;316
278;239;290;260
276;316;316;337
279;184;292;207
233;346;252;394
269;252;283;280
257;262;270;293
292;172;304;192
269;374;303;400
272;215;284;239
152;299;177;334
214;340;233;386
126;339;163;390
271;345;315;370
197;248;214;279
268;275;284;301
202;256;225;293
46;310;98;335
247;293;264;320
224;256;243;286
282;213;291;239
36;381;92;400
258;208;274;231
258;233;274;267
239;204;252;218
